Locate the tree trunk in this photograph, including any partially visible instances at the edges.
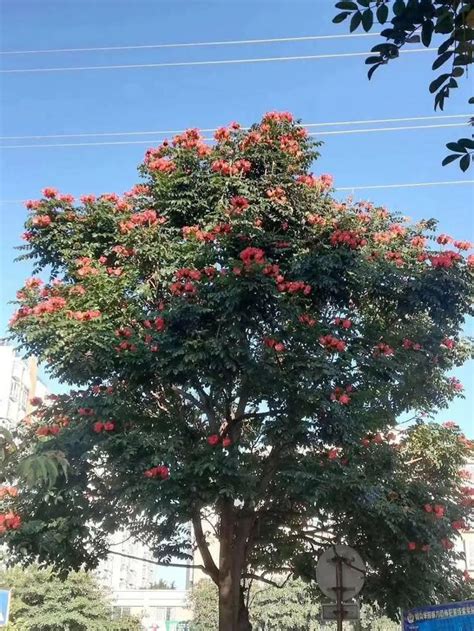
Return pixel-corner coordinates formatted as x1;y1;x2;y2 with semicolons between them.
218;501;253;631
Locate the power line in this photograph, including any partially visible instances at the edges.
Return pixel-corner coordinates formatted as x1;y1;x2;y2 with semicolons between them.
0;47;435;74
0;180;472;205
0;32;381;55
0;122;468;149
0;114;470;141
337;180;474;191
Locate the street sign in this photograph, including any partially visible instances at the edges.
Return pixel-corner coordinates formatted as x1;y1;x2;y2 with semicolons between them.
0;589;11;627
316;545;366;602
403;600;474;630
321;603;360;621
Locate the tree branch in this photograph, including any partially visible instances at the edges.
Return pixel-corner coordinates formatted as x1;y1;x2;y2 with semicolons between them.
105;549;205;572
243;572;293;588
192;513;219;583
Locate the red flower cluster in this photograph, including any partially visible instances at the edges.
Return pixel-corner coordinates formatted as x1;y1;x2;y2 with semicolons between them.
423;503;445;518
449;377;463;392
402;339;422;351
454;240;472;250
442;420;458;429
327;447;343;460
25;200;42;211
407;542;430;553
441;338;455;349
373;343;394;357
334;317;352;329
410;236;426;249
0;486;18;499
266;187;287;204
330;230;366;249
437;234;452;245
207;434;232;448
172;129;211;156
93;421;115;433
279;135;302;157
240;247;266;267
330;385;353;404
182;225;212;241
119;209;165;234
262;111;294;123
452;519;466;530
319;335;346;353
229;196;250;214
143;317;165;332
0;513;21;533
441;538;454;550
124;184;150;198
112;245;135;257
148;157;177;173
430;250;462;269
298;313;316;327
32;215;52;228
67;310;101;321
211;159;251;176
307;214;327;227
78;407;94;416
277;280;312;295
264;338;285;352
361;432;395;447
30;396;43;406
42;187;58;198
214;122;240;142
144;465;170;479
36;425;61;437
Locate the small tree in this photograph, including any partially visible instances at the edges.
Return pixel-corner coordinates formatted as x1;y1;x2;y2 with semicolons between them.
0;565;141;631
2;113;473;630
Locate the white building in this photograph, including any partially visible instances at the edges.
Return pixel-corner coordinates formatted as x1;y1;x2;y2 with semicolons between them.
95;531;156;591
110;588;191;631
0;342;48;430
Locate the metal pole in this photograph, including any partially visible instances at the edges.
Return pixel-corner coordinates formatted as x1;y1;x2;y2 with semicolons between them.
336;557;343;631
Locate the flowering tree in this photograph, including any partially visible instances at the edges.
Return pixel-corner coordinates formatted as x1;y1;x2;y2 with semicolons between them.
2;113;474;630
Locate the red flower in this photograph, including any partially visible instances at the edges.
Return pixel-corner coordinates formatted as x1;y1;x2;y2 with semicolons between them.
299;313;316;327
32;215;52;228
328;448;340;460
441;338;455;350
453;240;472;251
207;434;220;446
29;396;43;406
410;236;426;249
433;504;444;518
222;437;232;448
319;335;346;353
442;420;458;429
80;194;96;204
230;196;250;214
144;465;169;480
373;343;394;357
467;254;474;267
407;542;417;551
42;187;58;198
437;234;453;245
93;422;104;433
451;520;466;530
104;421;115;432
36;426;50;437
441;538;454;550
239;247;266;267
338;394;351;405
154;317;166;332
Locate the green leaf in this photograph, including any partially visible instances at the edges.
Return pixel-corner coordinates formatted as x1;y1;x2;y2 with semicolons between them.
362;9;374;32
333;11;350;23
421;20;434;47
350;11;362;31
376;4;389;24
432;51;453;70
459;154;471;171
441;154;460;166
368;63;382;79
458;138;474;150
393;0;405;17
335;1;358;9
438;37;454;55
365;55;383;64
429;73;450;94
357;0;370;6
446;142;464;152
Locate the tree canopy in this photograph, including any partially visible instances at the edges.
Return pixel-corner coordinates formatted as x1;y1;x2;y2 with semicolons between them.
0;564;141;631
1;112;473;630
333;0;474;170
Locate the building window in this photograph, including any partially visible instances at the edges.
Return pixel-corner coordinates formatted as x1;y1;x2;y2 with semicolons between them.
466;538;474;570
9;379;20;402
20;387;29;410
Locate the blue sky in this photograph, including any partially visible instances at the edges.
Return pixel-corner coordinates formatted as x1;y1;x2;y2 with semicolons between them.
0;0;473;586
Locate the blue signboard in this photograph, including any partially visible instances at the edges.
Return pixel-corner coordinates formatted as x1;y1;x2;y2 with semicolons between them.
403;601;474;630
0;589;10;627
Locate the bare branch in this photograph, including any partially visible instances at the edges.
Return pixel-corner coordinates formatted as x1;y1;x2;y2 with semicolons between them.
243;571;293;588
106;549;205;572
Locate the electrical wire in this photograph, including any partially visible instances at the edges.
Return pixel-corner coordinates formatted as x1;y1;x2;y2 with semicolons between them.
0;32;382;55
0;47;435;74
0;122;468;149
1;114;470;141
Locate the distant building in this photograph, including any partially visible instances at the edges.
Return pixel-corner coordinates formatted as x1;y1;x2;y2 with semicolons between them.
0;342;48;429
95;531;155;591
110;588;191;631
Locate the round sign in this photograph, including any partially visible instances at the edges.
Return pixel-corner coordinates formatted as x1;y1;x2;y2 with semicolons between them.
316;545;366;602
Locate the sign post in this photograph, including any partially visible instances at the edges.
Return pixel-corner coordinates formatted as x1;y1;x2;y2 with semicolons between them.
0;589;11;627
316;545;366;628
